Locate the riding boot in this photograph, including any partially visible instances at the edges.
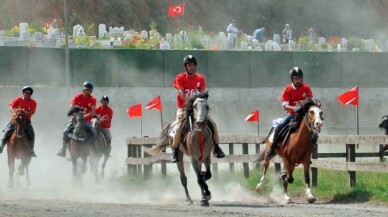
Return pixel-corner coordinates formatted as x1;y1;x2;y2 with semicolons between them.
29;140;37;157
171;147;179;163
57;139;67;157
267;130;280;157
0;125;13;154
213;144;225;158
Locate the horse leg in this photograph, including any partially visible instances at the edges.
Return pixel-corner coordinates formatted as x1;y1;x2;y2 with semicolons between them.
303;161;316;203
26;166;31;186
255;157;271;192
8;156;15;188
190;158;209;207
101;155;109;179
71;156;78;176
18;164;25;176
202;157;212;201
177;154;193;205
81;155;87;174
281;159;294;204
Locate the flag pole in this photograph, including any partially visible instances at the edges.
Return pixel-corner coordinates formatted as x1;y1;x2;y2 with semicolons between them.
356;101;359;149
160;110;164;131
141;116;143;138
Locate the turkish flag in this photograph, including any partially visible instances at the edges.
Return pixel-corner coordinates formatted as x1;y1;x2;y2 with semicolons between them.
145;96;162;111
127;104;142;117
168;4;185;17
245;110;259;122
338;86;359;106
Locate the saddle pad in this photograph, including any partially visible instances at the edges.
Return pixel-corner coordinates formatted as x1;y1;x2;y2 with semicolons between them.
68;133;86;141
169;124;179;138
272;117;284;128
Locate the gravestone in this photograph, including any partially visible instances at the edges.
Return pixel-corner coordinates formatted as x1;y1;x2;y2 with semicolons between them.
19;22;29;41
98;24;107;38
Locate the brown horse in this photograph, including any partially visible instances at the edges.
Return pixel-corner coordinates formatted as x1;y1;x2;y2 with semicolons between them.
7;108;31;187
67;107;90;179
89;117;109;182
146;92;214;206
254;99;323;204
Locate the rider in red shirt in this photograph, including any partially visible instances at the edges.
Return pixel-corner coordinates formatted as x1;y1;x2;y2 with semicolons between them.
0;86;37;157
57;81;97;157
95;95;113;157
267;67;314;157
171;55;225;162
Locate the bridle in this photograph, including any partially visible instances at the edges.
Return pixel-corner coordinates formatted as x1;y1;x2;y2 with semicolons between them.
303;106;323;134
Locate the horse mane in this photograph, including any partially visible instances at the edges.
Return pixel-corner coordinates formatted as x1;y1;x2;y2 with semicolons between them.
296;98;319;116
67;106;83;117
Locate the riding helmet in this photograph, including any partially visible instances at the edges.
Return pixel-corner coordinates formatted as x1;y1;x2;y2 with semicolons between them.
101;95;109;102
22;86;33;94
183;55;197;66
290;67;303;79
83;81;94;90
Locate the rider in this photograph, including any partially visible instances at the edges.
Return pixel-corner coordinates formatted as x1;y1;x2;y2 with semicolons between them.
171;54;225;163
57;81;97;157
0;86;37;157
266;67;314;157
95;95;113;157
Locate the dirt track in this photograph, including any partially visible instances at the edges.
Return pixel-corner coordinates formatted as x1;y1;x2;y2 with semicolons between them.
1;199;388;217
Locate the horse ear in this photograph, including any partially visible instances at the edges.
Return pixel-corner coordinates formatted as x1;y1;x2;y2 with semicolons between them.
316;100;321;108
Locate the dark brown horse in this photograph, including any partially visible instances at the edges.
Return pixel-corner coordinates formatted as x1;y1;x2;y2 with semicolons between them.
378;115;388;151
89;117;109;182
7;108;31;187
146;93;214;206
67;107;90;178
254;99;323;203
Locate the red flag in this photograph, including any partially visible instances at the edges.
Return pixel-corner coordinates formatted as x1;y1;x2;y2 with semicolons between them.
168;4;185;17
127;104;142;117
337;86;359;106
145;96;162;111
245;110;259;122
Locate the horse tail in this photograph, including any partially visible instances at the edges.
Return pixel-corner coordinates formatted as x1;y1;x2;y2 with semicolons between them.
144;123;172;156
251;150;266;163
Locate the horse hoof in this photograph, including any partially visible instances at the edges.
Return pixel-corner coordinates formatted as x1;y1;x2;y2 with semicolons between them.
255;183;263;192
186;199;193;205
7;182;13;188
286;198;293;204
205;193;212;201
307;196;316;204
200;200;209;207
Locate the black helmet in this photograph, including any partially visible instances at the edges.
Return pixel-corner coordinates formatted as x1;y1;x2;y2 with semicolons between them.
183;55;197;66
22;86;33;94
290;67;303;79
101;95;109;102
83;81;94;90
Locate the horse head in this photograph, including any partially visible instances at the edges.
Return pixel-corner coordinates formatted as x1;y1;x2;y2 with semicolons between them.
12;108;27;137
306;104;324;134
187;92;209;132
68;106;86;138
379;115;388;135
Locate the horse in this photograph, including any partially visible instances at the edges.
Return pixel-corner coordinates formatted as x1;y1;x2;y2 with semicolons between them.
67;107;90;178
89;117;109;182
378;115;388;151
254;99;323;204
7;108;32;188
145;92;214;206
